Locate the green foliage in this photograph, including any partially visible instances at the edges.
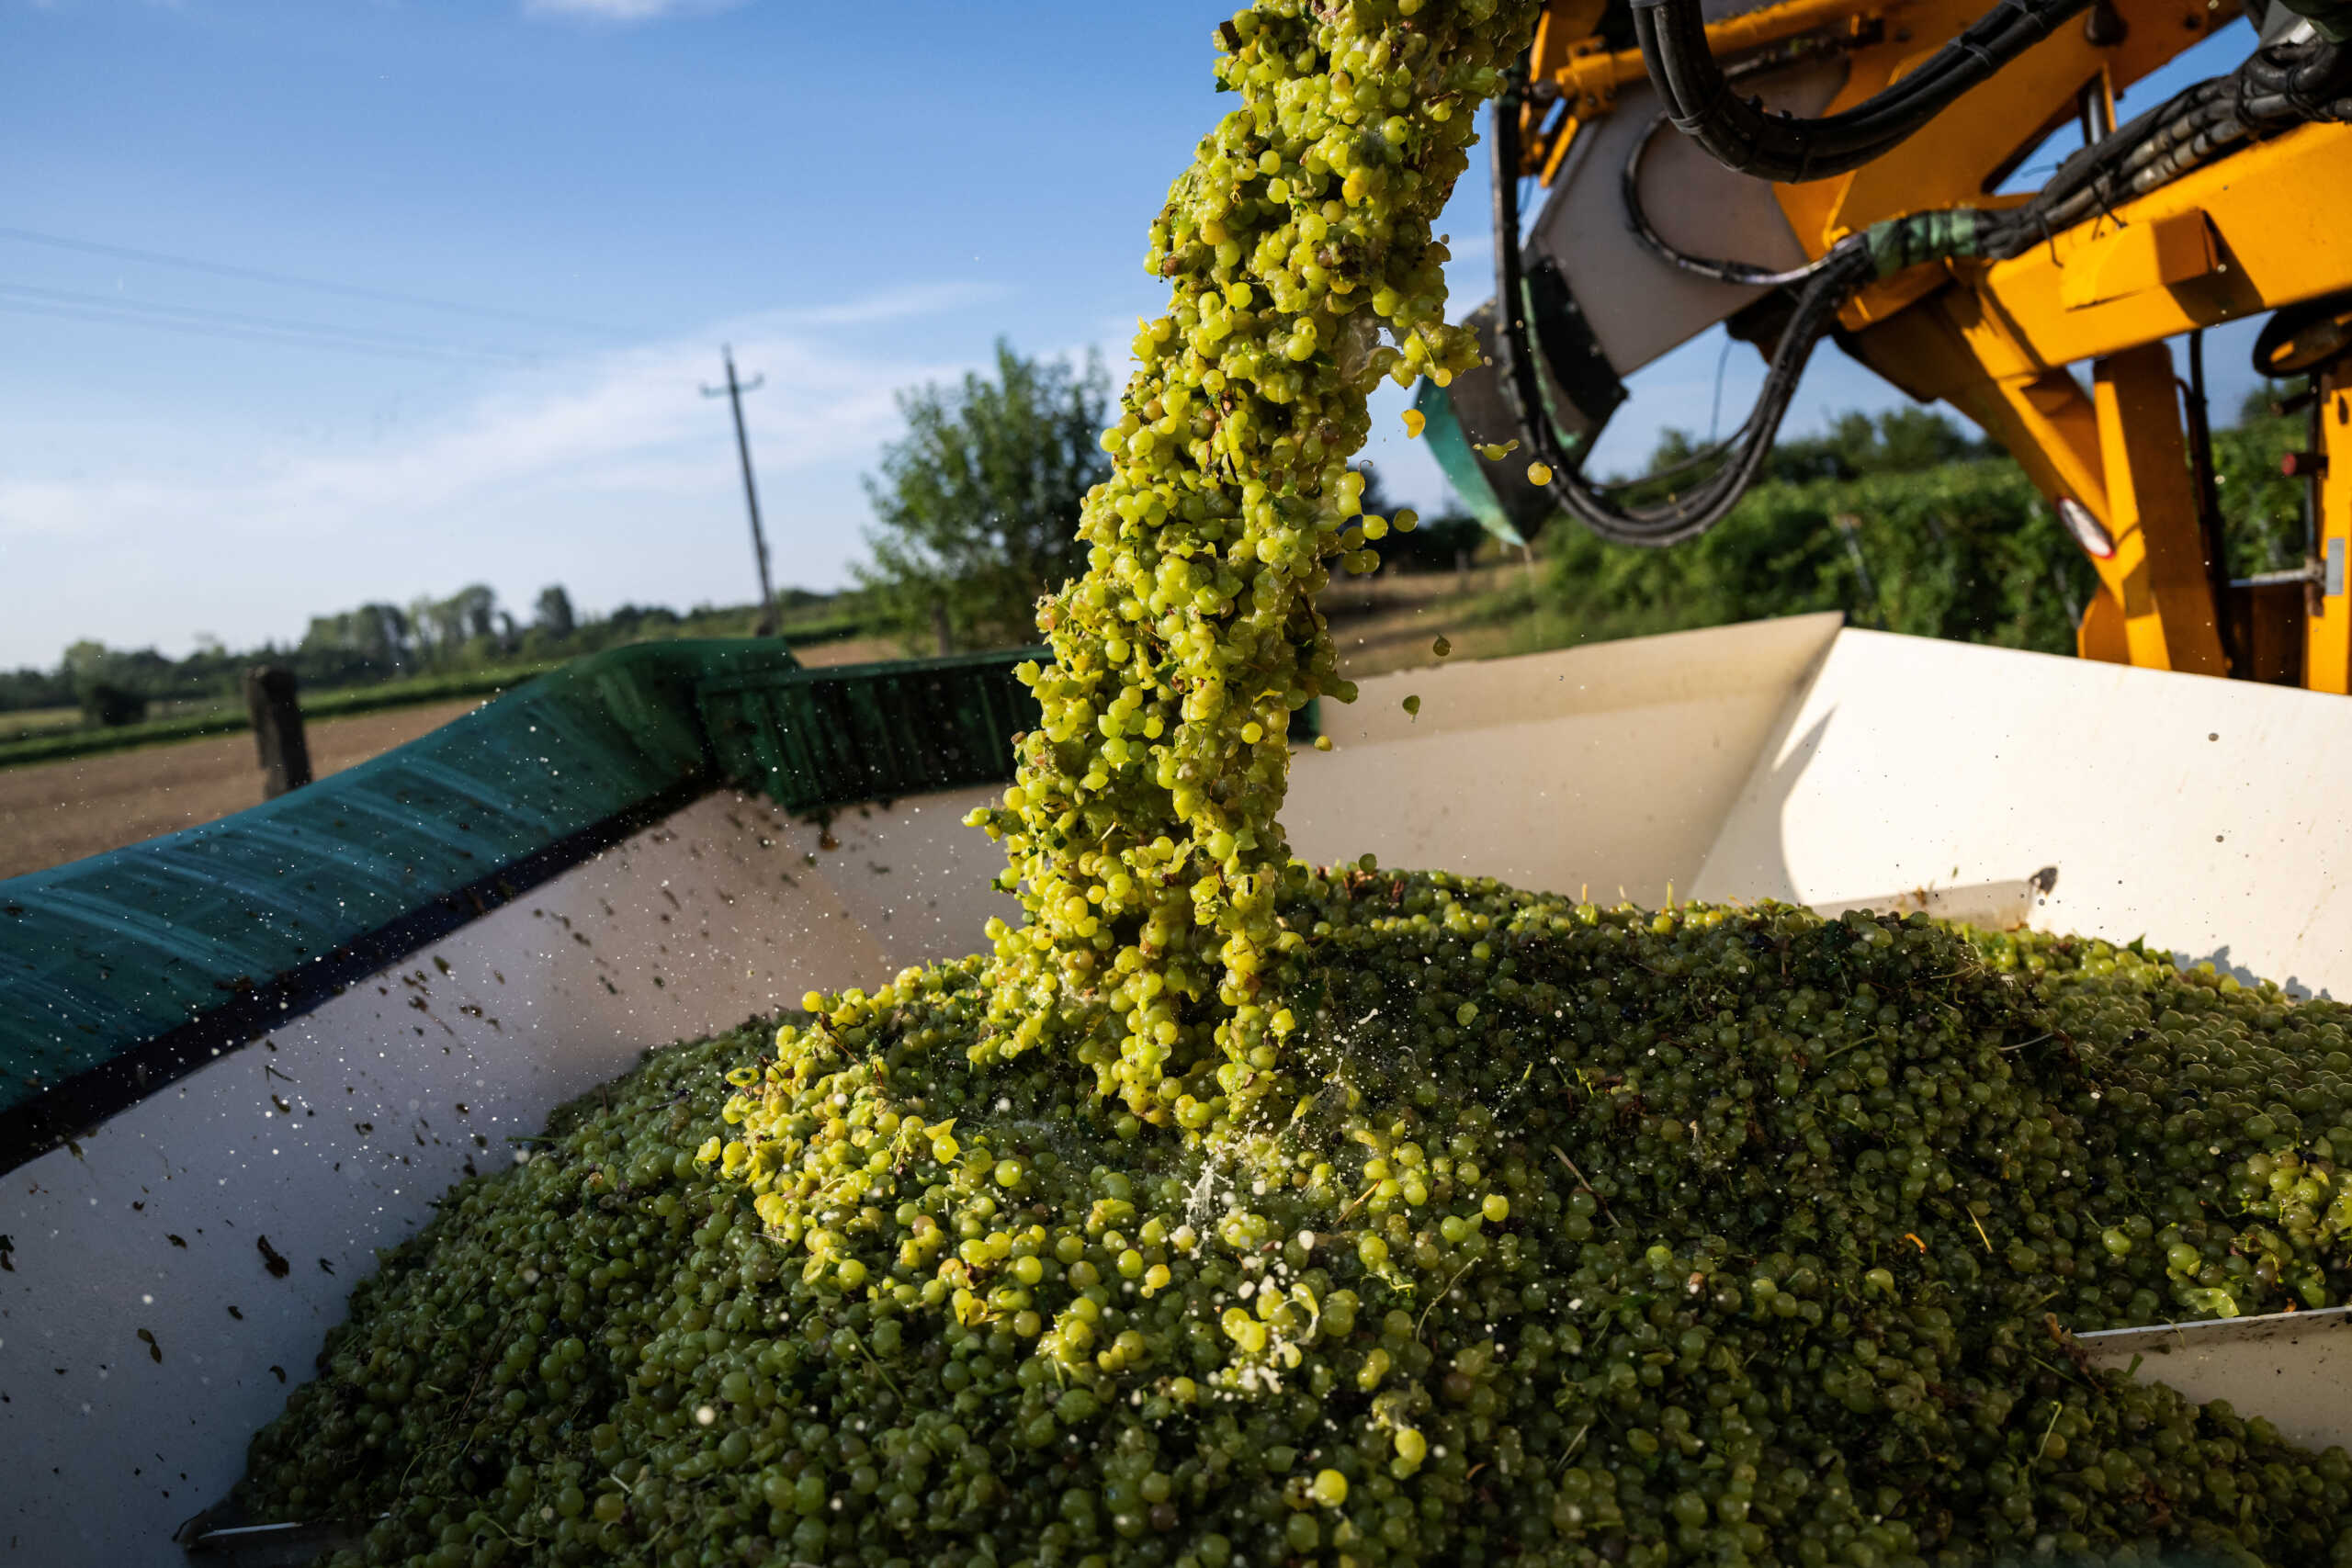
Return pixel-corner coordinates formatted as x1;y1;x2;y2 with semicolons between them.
1493;399;2332;658
299;602;419;683
1512;446;2095;656
534;583;577;639
0;666;74;713
3;581;882;755
2215;380;2312;577
856;340;1111;653
0;662;563;772
1640;408;1998;491
77;682;148;728
1536;396;2326;660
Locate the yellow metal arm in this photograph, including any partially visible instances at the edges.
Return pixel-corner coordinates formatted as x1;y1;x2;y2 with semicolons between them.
1524;0;2348;692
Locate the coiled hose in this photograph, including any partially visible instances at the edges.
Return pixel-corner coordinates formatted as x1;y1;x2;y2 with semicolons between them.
1496;27;2348;547
1630;0;2098;182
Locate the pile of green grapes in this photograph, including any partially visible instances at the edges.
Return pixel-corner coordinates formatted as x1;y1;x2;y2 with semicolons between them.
229;3;2352;1564
964;0;1540;1122
240;880;2352;1568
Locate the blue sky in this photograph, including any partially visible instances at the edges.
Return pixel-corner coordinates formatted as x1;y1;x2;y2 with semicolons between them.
0;1;2268;671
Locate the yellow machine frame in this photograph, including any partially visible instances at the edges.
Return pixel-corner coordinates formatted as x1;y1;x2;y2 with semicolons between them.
1521;0;2352;689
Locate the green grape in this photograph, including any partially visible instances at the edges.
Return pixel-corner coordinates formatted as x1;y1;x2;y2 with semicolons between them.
225;5;2352;1565
235;886;2352;1568
957;0;1543;1127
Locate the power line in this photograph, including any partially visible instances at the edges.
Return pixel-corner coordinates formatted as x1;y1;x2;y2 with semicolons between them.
0;294;509;365
0;290;538;367
0;223;631;337
0;280;538;363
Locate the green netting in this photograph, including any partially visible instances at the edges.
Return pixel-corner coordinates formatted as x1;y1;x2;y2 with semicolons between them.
0;637;1326;1165
699;649;1315;813
0;639;1050;1156
700;647;1048;812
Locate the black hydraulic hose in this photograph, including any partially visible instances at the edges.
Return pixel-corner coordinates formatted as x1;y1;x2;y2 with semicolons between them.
1552;249;1875;547
1489;87;1881;547
1483;31;2346;548
1487;87;1582;491
1979;32;2348;261
1631;0;2097;182
1623;110;1846;288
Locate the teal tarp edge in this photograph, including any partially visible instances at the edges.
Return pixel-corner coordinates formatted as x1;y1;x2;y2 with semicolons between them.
0;639;808;1168
0;636;1332;1172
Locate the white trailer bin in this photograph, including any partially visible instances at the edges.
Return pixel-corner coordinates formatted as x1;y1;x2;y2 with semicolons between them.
5;615;2349;1562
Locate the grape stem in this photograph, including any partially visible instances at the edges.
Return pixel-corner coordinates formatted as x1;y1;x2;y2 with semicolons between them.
2030;1402;2068;1470
1415;1258;1480;1345
1550;1145;1622;1230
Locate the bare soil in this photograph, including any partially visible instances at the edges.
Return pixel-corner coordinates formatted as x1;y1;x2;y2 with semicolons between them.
0;638;896;882
790;637;908;668
0;699;482;881
0;576;1519;883
1328;563;1525;678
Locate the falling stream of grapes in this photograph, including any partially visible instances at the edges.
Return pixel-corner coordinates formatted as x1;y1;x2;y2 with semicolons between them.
232;8;2352;1566
959;0;1534;1134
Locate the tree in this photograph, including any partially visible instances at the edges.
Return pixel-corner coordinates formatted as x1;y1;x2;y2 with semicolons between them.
300;604;413;677
2215;378;2312;577
61;641;148;727
858;340;1111;653
408;585;500;667
535;585;577;638
79;682;147;728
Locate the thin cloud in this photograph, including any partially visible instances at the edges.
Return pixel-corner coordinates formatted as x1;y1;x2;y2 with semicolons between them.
522;0;742;22
0;288;989;664
779;281;1012;329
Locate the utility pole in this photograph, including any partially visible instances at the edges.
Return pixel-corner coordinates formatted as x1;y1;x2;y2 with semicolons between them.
702;345;778;637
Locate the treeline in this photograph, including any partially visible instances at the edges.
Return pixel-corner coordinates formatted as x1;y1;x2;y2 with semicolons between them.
14;350;2309;727
3;582;862;725
1502;391;2312;656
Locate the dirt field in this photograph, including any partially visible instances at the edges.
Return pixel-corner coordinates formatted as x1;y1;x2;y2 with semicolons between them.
791;636;905;668
0;636;918;882
1328;562;1526;677
0;587;1520;883
0;699;482;881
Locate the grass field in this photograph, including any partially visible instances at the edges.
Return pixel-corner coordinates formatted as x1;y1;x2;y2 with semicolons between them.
0;706;89;743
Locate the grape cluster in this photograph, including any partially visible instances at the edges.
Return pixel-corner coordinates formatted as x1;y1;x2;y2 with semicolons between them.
238;879;2352;1568
959;0;1539;1122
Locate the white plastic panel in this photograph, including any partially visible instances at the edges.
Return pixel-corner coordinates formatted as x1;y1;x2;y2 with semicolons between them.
1533;62;1846;376
0;786;1008;1566
18;618;2352;1563
1693;628;2352;998
2080;1307;2352;1453
1290;613;1843;905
